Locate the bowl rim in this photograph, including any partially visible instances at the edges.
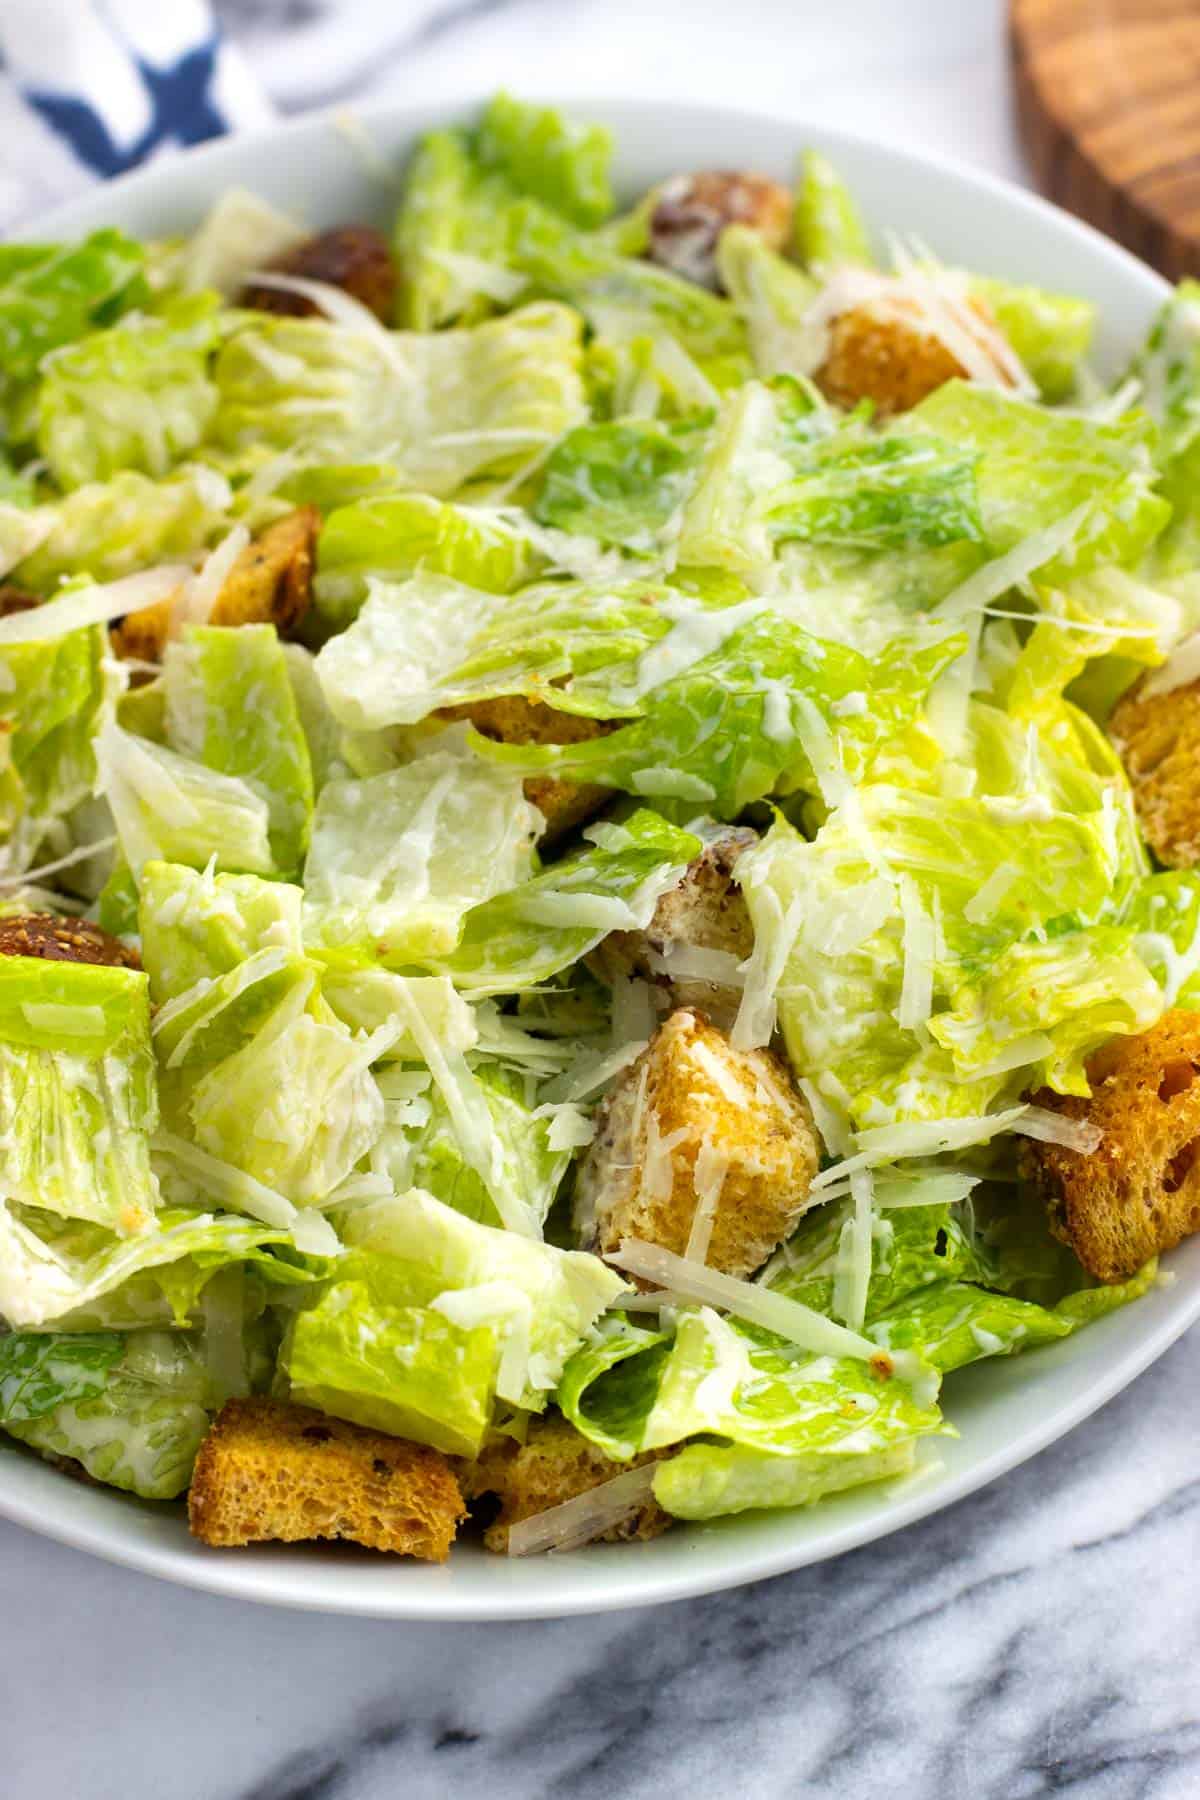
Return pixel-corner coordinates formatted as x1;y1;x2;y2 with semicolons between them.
3;90;1194;1622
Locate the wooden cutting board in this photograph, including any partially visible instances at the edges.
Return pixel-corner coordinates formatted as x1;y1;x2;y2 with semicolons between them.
1011;0;1200;278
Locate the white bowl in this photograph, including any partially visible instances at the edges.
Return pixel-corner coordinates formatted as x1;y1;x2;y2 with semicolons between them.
5;95;1196;1621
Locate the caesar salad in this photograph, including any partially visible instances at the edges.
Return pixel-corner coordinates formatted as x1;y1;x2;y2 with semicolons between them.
0;93;1198;1562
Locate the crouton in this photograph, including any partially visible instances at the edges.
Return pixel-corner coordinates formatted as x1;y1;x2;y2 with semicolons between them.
110;507;319;664
460;1415;673;1553
240;224;397;323
648;171;792;291
589;826;756;1023
815;291;1014;416
0;586;38;617
0;913;139;969
187;1397;465;1560
1020;1009;1200;1283
575;1008;820;1278
1109;675;1200;869
439;694;616;844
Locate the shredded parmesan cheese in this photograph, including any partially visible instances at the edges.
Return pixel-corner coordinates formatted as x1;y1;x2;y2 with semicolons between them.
607;1238;889;1365
507;1464;659;1556
685;1138;729;1264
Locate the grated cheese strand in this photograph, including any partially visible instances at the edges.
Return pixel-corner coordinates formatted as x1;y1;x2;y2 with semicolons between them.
608;1237;888;1365
507;1464;659;1556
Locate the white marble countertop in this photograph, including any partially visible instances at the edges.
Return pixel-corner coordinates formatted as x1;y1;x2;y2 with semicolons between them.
2;4;1198;1796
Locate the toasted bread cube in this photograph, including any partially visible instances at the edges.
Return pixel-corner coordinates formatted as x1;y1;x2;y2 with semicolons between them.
815;293;1013;416
187;1398;464;1560
0;913;139;969
0;586;38;618
575;1008;819;1278
1109;675;1200;869
460;1416;673;1553
1020;1010;1200;1283
440;694;615;844
111;507;319;664
648;171;792;291
590;826;756;1023
240;224;397;323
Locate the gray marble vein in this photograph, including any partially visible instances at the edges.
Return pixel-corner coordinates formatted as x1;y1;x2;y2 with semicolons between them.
0;6;1197;1799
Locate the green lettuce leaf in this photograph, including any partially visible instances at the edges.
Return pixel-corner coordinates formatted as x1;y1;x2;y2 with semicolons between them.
735;764;1139;1124
0;957;159;1235
472;612;963;817
903;382;1169;579
0;1202;292;1330
163;623;314;877
560;1303;943;1514
0;1330;124;1421
654;1437;917;1520
211;302;585;497
533;413;711;553
314;492;546;627
184;978;385;1205
281;1186;626;1454
14;465;230;592
716;225;818;380
431;811;699;995
676;379;983;580
794;150;871;270
301;748;541;965
0;230;146;388
0;622;110;877
35;292;222;490
0;1326;254;1500
970;276;1094;404
97;721;275;877
369;1059;575;1232
138;860;304;1004
476;93;614;229
869;1262;1157;1375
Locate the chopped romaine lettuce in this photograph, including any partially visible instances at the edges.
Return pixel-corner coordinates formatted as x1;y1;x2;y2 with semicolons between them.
302;750;540;965
163;624;314;877
211;302;585;497
533;413;711;553
97;720;275;876
35;293;222;490
0;1326;254;1499
971;276;1094;404
369;1059;574;1232
904;383;1169;580
0;230;146;388
14;465;230;592
314;492;546;627
476;93;614;228
431;811;699;994
794;150;872;270
0;956;159;1235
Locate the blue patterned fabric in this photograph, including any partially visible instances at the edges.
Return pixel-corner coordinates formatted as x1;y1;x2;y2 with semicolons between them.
0;0;272;184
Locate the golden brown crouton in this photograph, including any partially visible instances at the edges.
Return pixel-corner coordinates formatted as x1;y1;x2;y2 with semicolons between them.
110;507;319;664
1020;1010;1200;1283
187;1398;465;1560
460;1416;673;1553
815;292;1013;416
240;224;397;323
0;913;139;969
648;171;792;291
590;826;756;1023
1109;675;1200;869
0;585;38;617
440;694;616;844
575;1008;820;1278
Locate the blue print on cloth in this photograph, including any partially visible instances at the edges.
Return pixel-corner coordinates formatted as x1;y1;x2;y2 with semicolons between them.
25;36;226;177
